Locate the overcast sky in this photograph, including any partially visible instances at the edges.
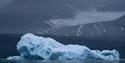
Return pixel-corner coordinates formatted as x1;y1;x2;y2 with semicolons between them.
0;0;14;8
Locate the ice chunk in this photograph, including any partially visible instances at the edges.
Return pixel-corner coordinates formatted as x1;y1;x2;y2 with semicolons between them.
7;56;28;63
17;33;64;59
16;33;119;61
51;45;119;61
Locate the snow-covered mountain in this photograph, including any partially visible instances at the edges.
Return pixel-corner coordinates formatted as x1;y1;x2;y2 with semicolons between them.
0;0;125;34
0;0;125;43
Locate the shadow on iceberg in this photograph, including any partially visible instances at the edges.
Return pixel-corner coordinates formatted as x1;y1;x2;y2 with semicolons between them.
7;33;120;61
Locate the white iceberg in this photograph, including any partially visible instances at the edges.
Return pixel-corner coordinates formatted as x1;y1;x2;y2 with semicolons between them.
8;33;120;61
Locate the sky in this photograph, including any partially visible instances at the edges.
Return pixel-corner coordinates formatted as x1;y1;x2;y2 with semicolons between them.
0;0;14;8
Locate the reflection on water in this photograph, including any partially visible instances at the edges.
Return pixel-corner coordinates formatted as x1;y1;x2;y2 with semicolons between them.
0;58;125;63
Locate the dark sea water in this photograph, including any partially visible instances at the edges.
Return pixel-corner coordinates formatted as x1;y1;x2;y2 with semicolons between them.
0;58;125;63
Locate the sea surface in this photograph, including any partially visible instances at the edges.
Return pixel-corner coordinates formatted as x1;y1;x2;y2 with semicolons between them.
0;58;125;63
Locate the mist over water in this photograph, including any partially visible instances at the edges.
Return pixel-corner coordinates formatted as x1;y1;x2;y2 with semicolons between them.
48;11;125;26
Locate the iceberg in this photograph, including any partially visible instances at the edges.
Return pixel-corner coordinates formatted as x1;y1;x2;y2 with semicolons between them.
7;33;120;61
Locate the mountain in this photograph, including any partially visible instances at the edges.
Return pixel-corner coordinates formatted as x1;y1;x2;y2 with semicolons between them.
0;0;125;33
0;0;75;34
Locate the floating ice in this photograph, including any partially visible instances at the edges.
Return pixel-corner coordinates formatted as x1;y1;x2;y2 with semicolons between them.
8;33;120;61
17;33;64;59
7;56;28;63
